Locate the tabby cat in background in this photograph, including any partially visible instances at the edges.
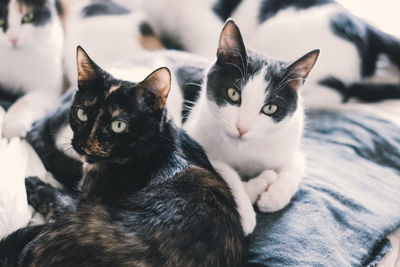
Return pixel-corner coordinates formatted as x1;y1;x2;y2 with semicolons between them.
0;47;246;266
0;0;63;138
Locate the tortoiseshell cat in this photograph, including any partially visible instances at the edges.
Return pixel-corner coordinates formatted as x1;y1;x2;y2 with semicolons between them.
0;47;246;266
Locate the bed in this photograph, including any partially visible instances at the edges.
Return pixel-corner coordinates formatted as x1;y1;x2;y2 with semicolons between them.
0;101;399;266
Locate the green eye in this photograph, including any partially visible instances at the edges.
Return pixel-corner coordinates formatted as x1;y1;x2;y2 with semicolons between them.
0;18;5;27
261;104;278;115
227;88;240;103
76;108;88;122
22;11;34;23
111;120;127;133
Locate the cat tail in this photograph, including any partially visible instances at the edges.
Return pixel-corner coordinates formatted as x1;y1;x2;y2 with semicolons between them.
367;25;400;70
0;225;46;266
319;77;400;103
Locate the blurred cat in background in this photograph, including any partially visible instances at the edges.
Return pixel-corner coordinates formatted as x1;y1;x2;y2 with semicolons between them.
129;0;400;107
61;0;162;85
0;0;63;138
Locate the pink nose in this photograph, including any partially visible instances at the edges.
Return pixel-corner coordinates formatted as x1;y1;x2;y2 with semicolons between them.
9;37;18;47
236;124;248;137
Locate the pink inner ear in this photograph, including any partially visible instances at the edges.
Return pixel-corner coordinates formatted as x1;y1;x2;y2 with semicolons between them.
77;48;97;82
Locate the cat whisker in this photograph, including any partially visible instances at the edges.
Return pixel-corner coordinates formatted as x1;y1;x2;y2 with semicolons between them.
226;62;244;81
184;82;203;87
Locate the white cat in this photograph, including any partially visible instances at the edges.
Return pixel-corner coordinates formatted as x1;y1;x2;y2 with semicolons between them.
62;0;161;86
0;0;63;138
133;0;400;106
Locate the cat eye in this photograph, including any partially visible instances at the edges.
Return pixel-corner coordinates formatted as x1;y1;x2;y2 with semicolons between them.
22;11;34;23
261;104;278;115
111;120;127;133
76;108;88;122
226;88;240;103
0;18;5;27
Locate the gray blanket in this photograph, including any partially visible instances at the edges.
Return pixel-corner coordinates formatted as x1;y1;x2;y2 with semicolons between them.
248;110;400;266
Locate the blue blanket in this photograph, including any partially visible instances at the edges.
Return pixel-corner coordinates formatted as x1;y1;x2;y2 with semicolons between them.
248;110;400;266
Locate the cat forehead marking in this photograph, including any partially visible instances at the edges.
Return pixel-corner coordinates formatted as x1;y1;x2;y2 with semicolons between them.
105;85;121;99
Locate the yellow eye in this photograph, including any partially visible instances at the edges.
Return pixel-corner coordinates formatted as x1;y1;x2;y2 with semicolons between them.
0;18;5;27
22;11;34;23
111;120;127;133
227;88;240;103
262;104;278;115
76;108;88;122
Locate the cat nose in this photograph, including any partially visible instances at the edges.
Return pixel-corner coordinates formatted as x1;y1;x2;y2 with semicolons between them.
9;37;19;47
236;124;248;137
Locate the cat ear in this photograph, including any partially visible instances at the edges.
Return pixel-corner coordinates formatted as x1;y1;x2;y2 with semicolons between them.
285;49;320;92
136;67;171;111
217;19;247;66
76;46;100;86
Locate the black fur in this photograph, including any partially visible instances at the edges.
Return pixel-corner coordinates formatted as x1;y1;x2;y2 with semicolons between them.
258;0;332;23
207;21;305;123
0;225;46;267
320;77;400;103
213;0;243;21
139;21;155;36
175;65;204;123
26;88;82;189
0;0;10;33
81;0;130;17
20;0;52;26
160;34;186;51
26;176;79;221
0;85;21;110
3;49;246;266
331;13;400;78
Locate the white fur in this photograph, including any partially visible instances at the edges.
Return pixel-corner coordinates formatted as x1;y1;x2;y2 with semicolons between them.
0;0;63;138
231;3;360;107
184;67;306;234
63;0;150;85
117;0;223;58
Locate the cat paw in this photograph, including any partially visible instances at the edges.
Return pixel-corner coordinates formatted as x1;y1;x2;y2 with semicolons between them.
256;186;290;213
25;176;56;219
2;110;32;138
239;204;256;236
243;177;268;204
259;170;278;184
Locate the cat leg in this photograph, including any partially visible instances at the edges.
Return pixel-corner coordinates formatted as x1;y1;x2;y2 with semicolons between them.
25;176;79;222
2;90;59;138
243;170;278;204
257;151;305;212
212;160;256;236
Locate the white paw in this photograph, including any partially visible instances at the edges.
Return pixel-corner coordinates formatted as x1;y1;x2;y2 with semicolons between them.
239;204;256;236
256;186;290;213
2;109;33;138
243;177;268;204
259;170;278;184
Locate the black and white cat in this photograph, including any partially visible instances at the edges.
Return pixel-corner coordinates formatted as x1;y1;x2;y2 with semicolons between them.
62;0;162;86
0;47;247;266
0;0;63;138
26;20;318;236
131;0;400;106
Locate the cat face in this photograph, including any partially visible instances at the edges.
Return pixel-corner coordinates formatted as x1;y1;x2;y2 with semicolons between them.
70;47;171;163
206;20;319;142
0;0;53;49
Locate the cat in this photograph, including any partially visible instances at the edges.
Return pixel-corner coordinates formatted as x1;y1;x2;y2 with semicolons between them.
132;0;400;106
25;20;318;237
0;0;64;138
61;0;163;86
0;47;247;266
